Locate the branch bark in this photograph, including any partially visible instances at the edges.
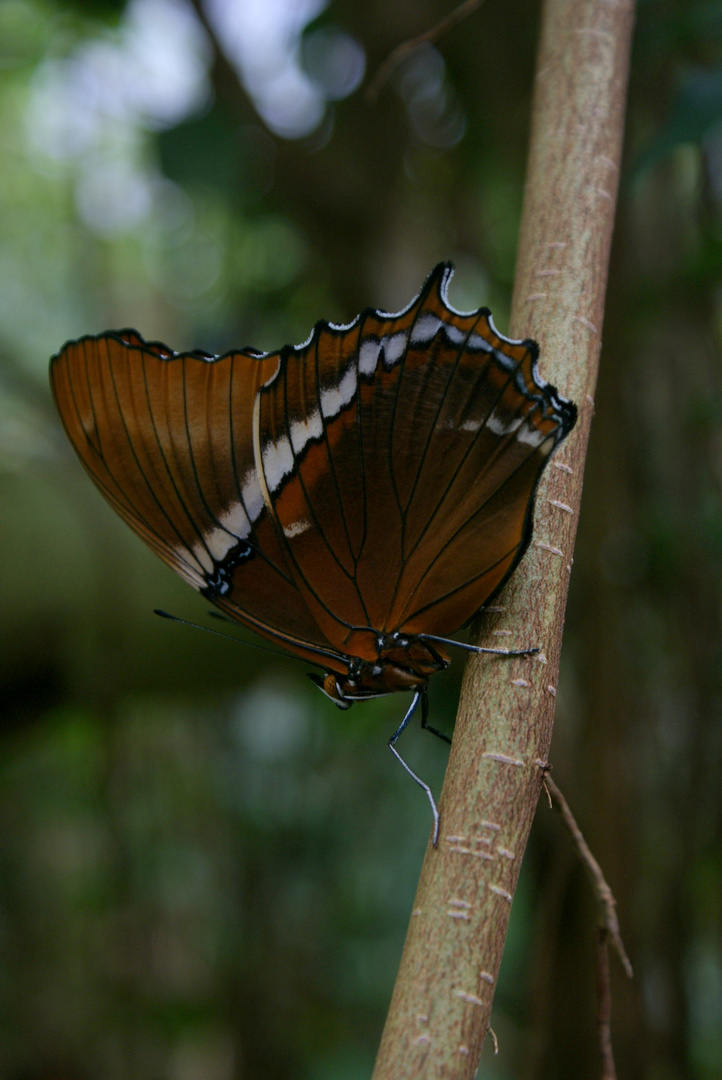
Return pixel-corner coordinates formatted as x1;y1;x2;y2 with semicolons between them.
372;0;635;1076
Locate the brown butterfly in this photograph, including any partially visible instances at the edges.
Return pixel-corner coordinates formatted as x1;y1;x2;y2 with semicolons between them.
50;263;576;839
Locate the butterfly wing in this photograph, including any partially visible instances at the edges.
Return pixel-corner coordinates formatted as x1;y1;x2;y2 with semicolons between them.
254;264;576;650
51;265;575;673
254;284;436;660
387;314;573;635
50;331;350;674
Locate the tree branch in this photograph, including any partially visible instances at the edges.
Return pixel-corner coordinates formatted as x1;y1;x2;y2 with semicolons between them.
543;774;633;1079
544;775;633;979
365;0;486;103
372;1;635;1076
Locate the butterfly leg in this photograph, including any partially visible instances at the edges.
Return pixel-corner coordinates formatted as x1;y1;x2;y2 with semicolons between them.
419;690;452;745
388;690;441;846
418;633;539;659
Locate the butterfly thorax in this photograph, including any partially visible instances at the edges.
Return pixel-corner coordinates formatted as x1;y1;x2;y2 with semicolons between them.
309;632;451;709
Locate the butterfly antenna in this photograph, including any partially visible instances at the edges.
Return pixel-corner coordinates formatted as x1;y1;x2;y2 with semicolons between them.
153;609;309;665
418;633;539;658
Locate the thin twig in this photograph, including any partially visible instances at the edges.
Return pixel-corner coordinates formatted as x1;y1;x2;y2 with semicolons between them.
597;928;617;1080
365;0;485;102
544;775;633;979
544;776;632;1079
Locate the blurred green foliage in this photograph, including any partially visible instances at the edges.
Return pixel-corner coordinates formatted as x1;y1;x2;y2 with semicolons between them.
0;0;721;1078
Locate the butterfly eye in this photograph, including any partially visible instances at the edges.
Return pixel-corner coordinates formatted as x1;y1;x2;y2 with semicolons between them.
307;672;353;710
327;674;343;699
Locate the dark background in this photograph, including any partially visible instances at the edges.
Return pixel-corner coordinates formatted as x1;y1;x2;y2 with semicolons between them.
1;0;721;1077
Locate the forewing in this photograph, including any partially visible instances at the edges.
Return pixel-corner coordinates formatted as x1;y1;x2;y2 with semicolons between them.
254;264;575;650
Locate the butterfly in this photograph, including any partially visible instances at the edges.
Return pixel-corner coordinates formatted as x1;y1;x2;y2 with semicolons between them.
50;263;576;840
